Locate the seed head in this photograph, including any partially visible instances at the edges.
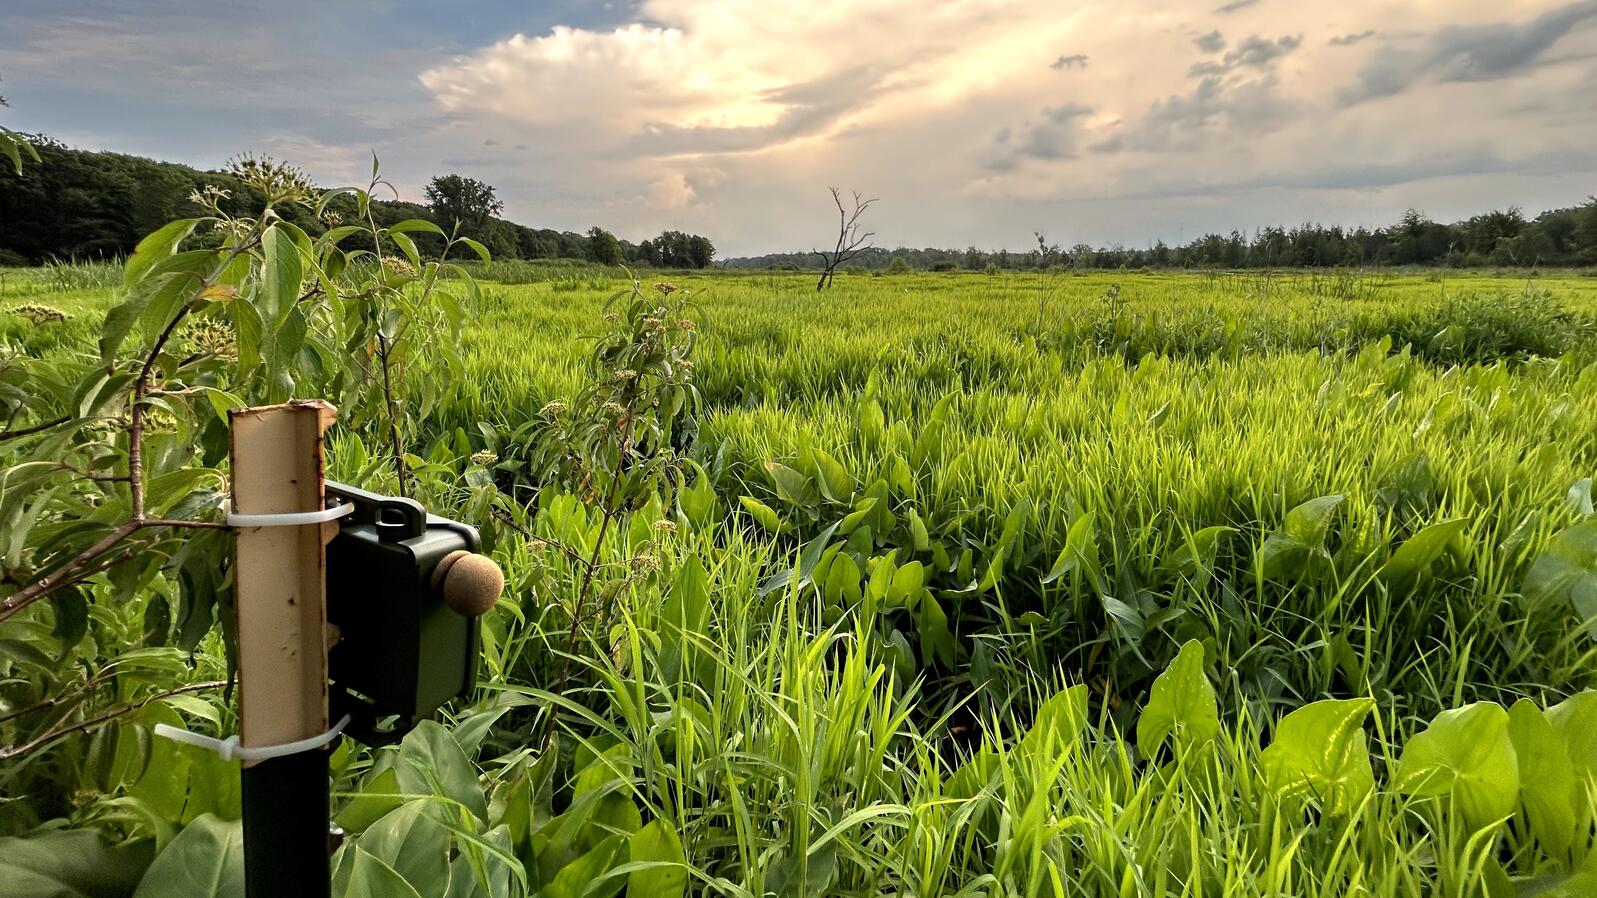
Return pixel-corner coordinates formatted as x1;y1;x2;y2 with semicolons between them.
9;304;68;325
226;153;317;207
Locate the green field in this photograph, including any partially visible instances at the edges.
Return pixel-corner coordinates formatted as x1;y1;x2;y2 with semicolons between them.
6;263;1597;895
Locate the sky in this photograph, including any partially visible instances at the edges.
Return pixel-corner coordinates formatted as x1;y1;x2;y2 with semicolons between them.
3;0;1597;256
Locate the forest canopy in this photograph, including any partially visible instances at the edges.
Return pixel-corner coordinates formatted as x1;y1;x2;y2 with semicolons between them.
0;138;716;268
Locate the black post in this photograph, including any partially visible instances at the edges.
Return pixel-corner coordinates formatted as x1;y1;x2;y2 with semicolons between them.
241;748;332;898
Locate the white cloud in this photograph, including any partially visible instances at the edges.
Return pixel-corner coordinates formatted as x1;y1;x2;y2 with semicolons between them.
412;0;1597;254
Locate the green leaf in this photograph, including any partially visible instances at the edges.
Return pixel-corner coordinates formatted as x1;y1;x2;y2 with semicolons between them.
396;720;488;823
765;461;819;508
906;508;930;551
0;829;153;898
1042;512;1099;586
388;218;447;237
1257;494;1344;581
1545;691;1597;778
1017;684;1089;757
738;496;784;534
886;561;925;606
1523;520;1597;639
342;846;425;898
131;814;242;898
1380;517;1467;582
50;587;89;657
917;594;956;666
540;834;622;898
1136;640;1219;757
1162;525;1234;583
1259;698;1375;816
124;219;200;287
335;767;404;835
358;802;451;898
258;225;304;329
1507;699;1577;860
810;448;854;503
1395;702;1519;831
457;237;492;262
627;819;687;898
824;553;862;607
857;400;884;446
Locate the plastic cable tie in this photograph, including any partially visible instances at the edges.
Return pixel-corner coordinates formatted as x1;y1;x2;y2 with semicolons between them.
226;501;354;529
154;714;351;763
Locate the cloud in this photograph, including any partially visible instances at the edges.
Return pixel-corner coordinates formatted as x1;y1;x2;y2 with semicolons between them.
1187;33;1298;76
1224;33;1301;67
1137;75;1294;140
1329;30;1376;47
985;104;1093;170
1216;0;1258;14
1340;1;1597;104
19;0;1592;255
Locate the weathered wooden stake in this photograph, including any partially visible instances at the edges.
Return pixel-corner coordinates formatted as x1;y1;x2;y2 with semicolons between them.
229;400;338;898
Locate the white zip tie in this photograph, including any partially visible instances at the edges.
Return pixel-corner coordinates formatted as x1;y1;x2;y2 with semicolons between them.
153;714;352;763
226;502;354;528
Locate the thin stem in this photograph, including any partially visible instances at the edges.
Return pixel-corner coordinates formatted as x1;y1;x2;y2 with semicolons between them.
0;415;70;443
538;411;638;752
0;680;227;761
362;185;410;497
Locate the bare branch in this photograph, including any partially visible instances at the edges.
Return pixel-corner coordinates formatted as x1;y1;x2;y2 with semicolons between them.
815;187;879;290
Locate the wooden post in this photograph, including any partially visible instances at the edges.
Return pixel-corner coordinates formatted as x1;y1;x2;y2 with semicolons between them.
228;400;338;898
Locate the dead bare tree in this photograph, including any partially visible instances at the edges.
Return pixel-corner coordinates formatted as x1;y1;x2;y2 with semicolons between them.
812;188;877;290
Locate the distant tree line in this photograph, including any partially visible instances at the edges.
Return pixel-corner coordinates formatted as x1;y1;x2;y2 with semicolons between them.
0;138;715;268
727;203;1597;271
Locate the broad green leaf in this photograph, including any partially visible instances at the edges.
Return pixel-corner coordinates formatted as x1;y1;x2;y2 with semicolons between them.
1523;520;1597;639
336;767;405;835
857;400;884;445
1380;517;1468;582
131;814;242;898
887;561;925;606
388;218;447;237
824;553;862;607
257;225;304;328
1545;691;1597;777
1162;525;1234;583
1042;512;1098;586
918;594;956;666
627;819;687;898
1257;495;1344;580
765;461;819;508
837;497;878;535
1568;478;1594;518
1508;699;1577;860
1136;640;1219;756
0;829;153;898
540;834;622;898
739;496;784;534
1260;698;1375;815
124;219;200;287
342;846;424;898
457;237;492;262
1395;702;1519;831
396;720;488;823
1017;684;1089;758
811;448;853;502
906;508;930;551
359;801;451;898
